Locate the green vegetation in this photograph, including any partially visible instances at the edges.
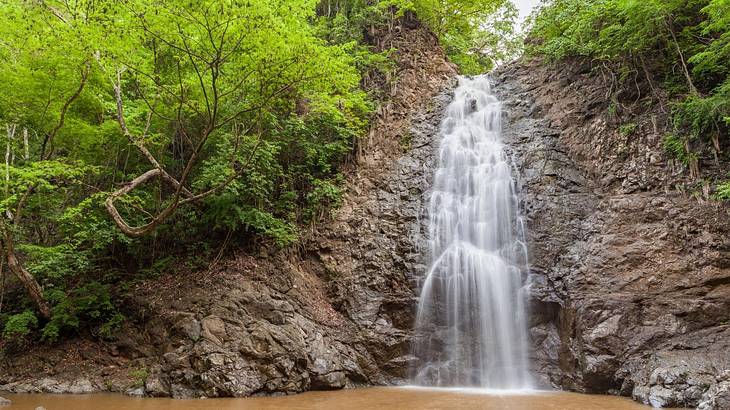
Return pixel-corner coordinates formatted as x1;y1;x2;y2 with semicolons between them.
129;367;149;388
404;0;521;73
0;0;514;345
716;180;730;200
529;0;729;194
2;310;38;340
0;0;370;342
316;0;520;74
619;122;637;137
664;133;699;167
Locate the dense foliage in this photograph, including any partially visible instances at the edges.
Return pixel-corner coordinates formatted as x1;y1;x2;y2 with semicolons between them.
0;0;370;343
316;0;520;74
0;0;514;345
528;0;729;195
404;0;520;73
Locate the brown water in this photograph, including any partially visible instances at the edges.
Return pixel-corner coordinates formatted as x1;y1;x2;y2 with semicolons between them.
3;387;672;410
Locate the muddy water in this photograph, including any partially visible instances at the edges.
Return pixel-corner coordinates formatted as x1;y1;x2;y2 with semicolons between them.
3;387;677;410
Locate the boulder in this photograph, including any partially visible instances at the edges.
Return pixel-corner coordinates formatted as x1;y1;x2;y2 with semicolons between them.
126;386;145;397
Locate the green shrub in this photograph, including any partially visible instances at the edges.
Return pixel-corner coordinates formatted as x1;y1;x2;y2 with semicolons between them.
619;122;637;137
716;181;730;200
3;310;38;339
42;282;123;343
129;367;149;388
672;82;730;141
305;177;345;222
663;134;698;166
18;244;91;282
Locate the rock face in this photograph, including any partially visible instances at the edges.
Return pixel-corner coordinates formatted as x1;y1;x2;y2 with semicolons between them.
310;57;456;385
494;59;730;408
126;271;373;398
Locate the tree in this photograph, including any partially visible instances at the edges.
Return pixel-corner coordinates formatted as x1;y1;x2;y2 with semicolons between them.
409;0;519;73
0;2;96;317
0;0;368;326
90;0;363;237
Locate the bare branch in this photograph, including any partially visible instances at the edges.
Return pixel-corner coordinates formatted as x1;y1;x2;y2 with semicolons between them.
105;169;174;237
112;69;194;199
41;60;91;160
177;22;212;120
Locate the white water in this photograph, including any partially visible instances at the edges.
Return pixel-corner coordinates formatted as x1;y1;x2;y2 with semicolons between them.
412;76;532;390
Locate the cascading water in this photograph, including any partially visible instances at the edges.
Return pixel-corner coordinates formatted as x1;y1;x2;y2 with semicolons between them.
411;76;532;390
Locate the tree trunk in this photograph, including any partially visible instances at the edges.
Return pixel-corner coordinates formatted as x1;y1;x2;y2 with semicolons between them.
5;124;15;220
665;17;698;96
0;223;50;318
23;127;29;160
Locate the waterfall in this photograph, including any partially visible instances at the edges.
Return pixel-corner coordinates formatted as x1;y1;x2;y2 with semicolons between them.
411;76;532;390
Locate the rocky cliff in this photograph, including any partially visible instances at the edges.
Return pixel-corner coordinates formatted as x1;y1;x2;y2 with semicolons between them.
494;58;730;409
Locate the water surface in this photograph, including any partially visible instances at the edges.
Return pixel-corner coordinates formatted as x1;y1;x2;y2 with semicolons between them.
4;387;671;409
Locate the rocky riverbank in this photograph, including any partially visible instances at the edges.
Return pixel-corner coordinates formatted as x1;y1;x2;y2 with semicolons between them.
494;58;730;409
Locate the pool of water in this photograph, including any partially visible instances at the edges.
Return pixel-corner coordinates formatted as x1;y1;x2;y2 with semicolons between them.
2;386;677;409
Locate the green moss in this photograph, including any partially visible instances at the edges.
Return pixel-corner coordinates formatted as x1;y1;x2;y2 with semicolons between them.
619;122;637;137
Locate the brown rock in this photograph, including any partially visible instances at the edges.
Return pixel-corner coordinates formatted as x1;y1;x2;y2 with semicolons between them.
494;58;730;407
200;316;226;346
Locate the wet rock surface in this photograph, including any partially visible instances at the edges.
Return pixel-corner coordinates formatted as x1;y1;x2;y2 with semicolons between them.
494;58;730;408
310;78;456;385
1;378;98;395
